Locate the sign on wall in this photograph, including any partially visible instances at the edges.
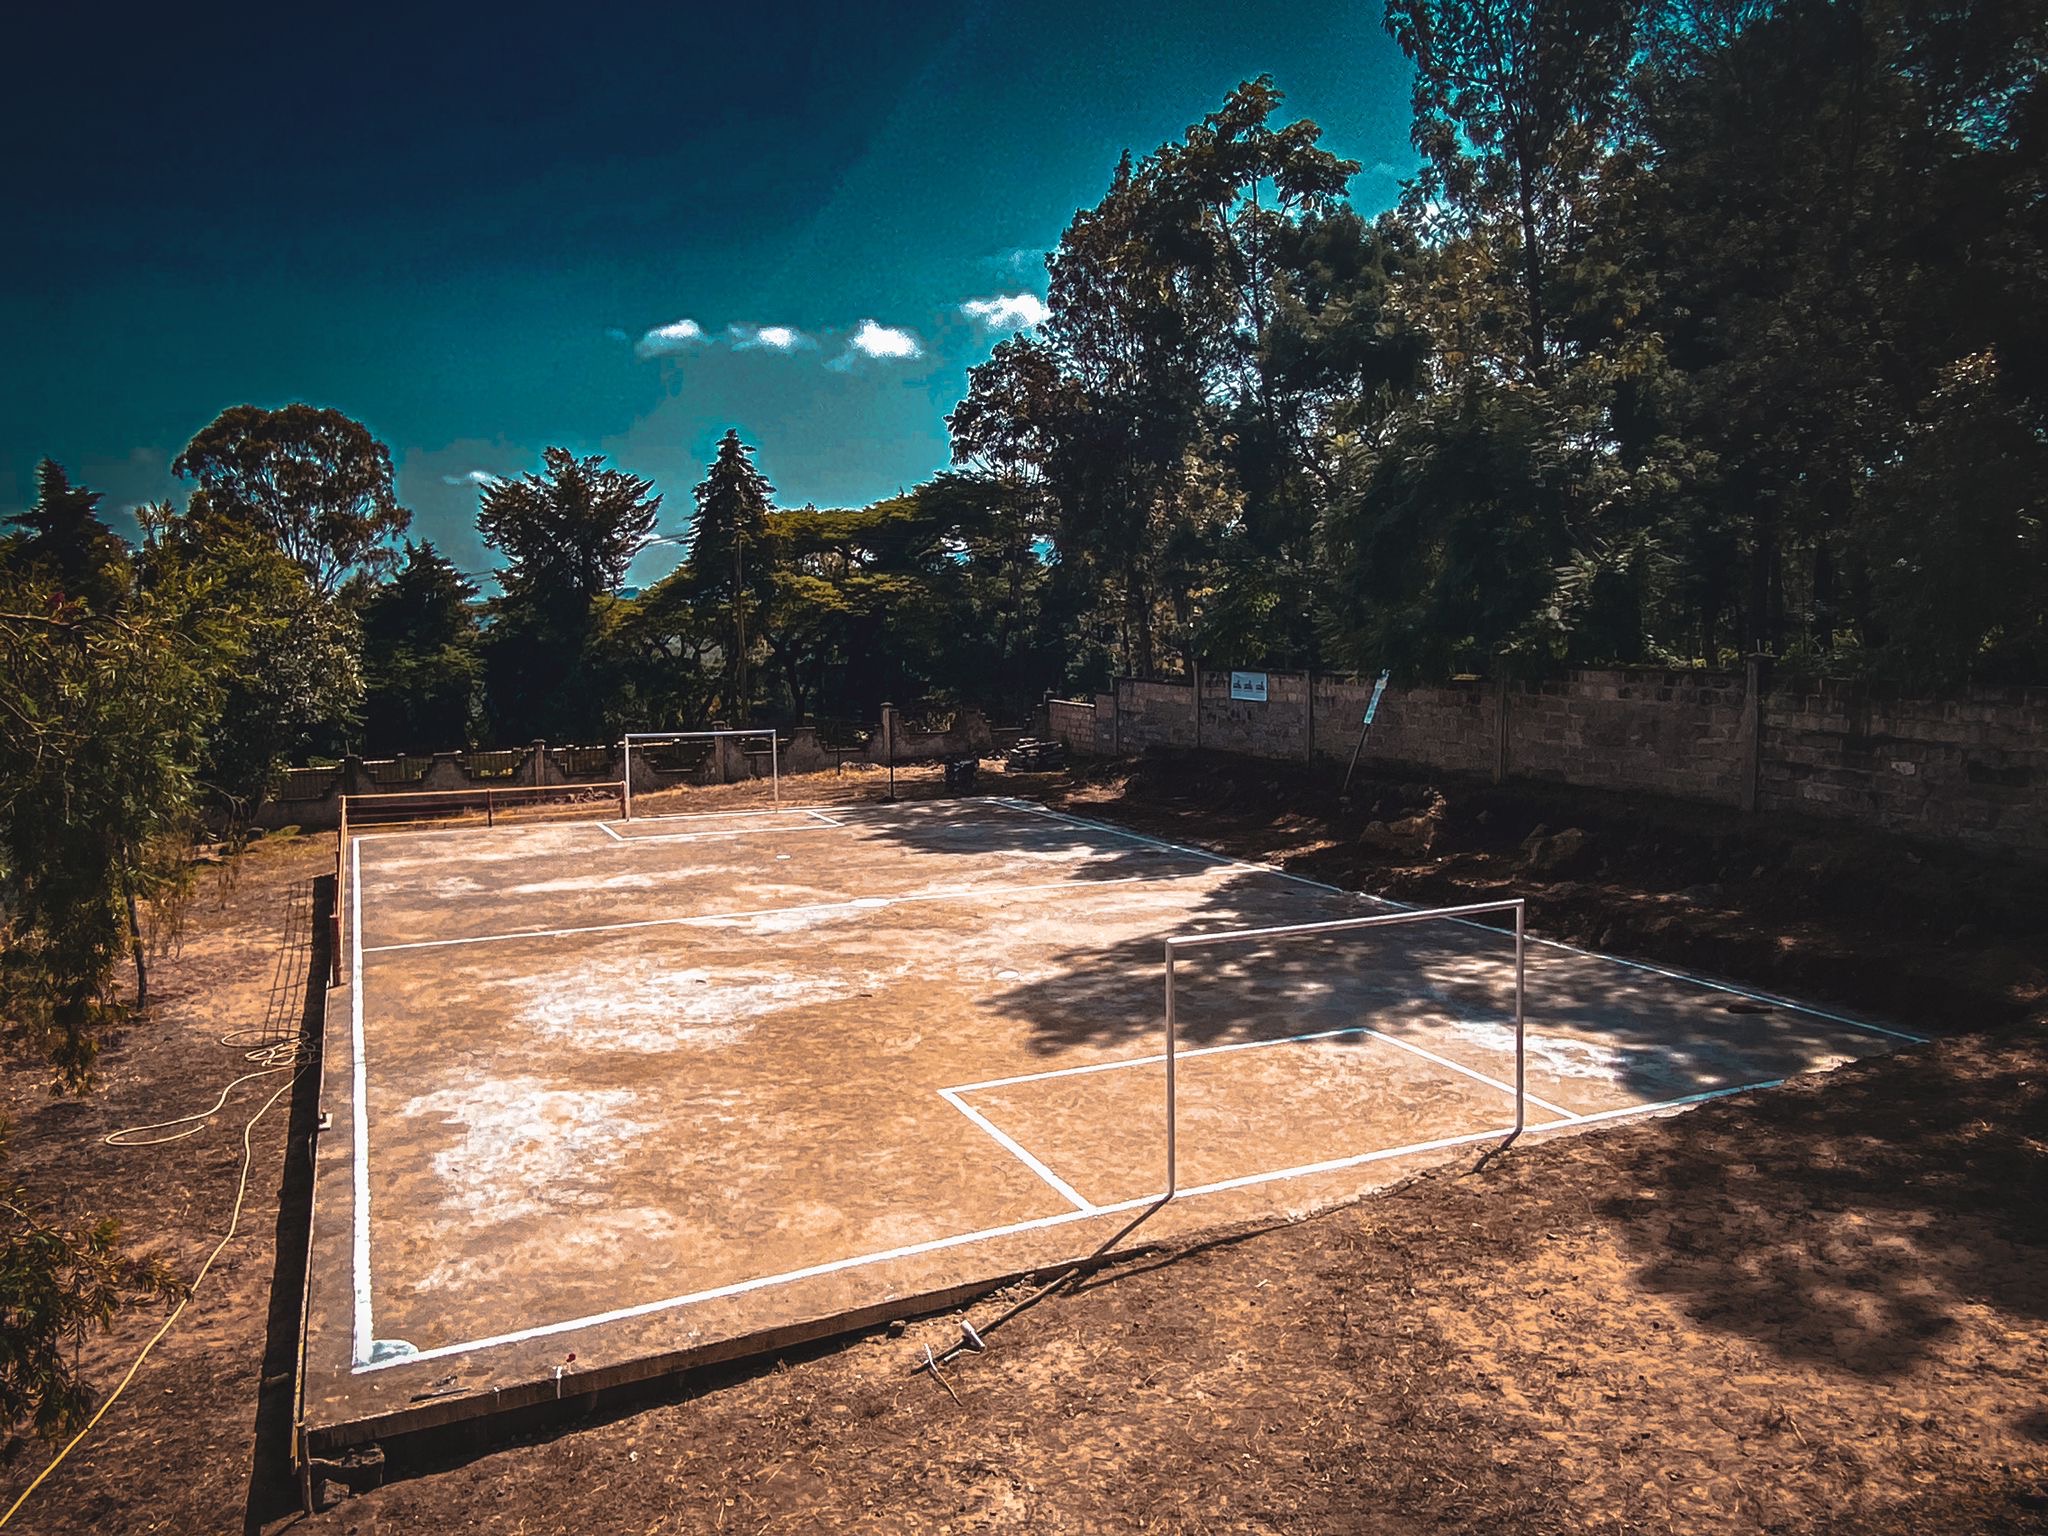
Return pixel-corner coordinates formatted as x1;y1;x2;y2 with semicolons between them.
1229;671;1268;702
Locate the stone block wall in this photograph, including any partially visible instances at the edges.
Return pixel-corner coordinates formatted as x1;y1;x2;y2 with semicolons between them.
1759;685;2048;858
1067;665;2046;861
1508;669;1749;806
1043;698;1097;753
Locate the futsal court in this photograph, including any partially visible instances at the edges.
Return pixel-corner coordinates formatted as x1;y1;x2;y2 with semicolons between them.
298;794;1916;1451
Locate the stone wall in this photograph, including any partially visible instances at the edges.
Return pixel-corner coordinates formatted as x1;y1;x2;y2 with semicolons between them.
1507;669;1750;806
1043;698;1097;752
1066;666;2048;861
1759;685;2047;854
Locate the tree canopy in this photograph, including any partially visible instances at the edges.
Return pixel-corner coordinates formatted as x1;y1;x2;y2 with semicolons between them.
172;404;410;596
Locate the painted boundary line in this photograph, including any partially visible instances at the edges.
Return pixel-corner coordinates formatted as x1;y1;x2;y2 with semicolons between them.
349;1069;1791;1377
595;815;847;846
999;799;1925;1046
349;835;373;1368
937;1089;1094;1212
941;1021;1578;1210
944;1019;1575;1122
351;1119;1522;1374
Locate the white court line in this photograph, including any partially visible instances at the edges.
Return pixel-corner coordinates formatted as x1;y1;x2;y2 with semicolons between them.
1353;1027;1577;1119
348;1067;1801;1375
1544;1078;1785;1129
617;804;835;825
938;1088;1095;1212
344;794;1910;1372
944;1022;1575;1122
350;1119;1528;1374
350;835;374;1367
996;800;1923;1045
358;867;1232;955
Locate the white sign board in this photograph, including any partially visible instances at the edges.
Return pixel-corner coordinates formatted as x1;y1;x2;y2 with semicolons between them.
1363;669;1390;725
1229;671;1268;703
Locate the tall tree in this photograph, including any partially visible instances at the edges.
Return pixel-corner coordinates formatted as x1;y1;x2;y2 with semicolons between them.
359;542;480;752
133;502;363;814
1385;0;1641;383
477;449;660;741
681;430;775;717
0;575;214;1077
1;461;130;612
172;404;411;596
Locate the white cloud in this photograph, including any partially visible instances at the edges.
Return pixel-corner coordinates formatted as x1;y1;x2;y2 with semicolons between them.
634;318;707;358
729;323;814;352
440;469;503;487
847;319;922;360
962;292;1050;331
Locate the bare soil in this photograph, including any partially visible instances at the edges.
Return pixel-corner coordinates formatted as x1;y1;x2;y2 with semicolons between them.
3;753;2044;1535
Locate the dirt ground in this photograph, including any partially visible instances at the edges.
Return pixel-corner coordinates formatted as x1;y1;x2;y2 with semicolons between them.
2;753;2044;1534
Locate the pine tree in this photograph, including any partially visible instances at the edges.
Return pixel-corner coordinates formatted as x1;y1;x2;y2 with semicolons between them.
683;431;776;716
2;460;130;612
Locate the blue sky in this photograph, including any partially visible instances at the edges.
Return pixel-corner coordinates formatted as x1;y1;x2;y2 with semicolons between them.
2;0;1417;585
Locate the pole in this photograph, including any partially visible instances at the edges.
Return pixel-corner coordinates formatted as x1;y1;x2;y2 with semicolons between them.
1340;670;1392;799
1513;900;1527;1136
1163;946;1178;1201
622;737;633;821
883;703;897;802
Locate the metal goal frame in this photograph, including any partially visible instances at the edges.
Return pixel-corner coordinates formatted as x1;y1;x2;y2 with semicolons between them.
621;729;781;818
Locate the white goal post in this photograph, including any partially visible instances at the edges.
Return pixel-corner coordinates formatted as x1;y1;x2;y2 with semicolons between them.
621;729;781;818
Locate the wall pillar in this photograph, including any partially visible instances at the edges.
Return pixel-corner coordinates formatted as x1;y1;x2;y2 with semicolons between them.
1740;653;1764;813
1304;669;1315;763
1492;678;1509;785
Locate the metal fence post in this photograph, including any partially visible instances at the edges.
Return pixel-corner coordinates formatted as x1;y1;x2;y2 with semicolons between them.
1164;946;1179;1201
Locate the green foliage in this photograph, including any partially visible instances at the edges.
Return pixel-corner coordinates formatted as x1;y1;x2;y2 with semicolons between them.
360;542;480;752
0;574;210;1081
173;404;411;596
136;503;363;812
680;431;776;717
2;461;131;613
0;1120;181;1445
477;449;660;742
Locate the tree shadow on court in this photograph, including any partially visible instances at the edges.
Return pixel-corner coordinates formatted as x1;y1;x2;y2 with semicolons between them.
927;843;1895;1120
1588;1023;2048;1383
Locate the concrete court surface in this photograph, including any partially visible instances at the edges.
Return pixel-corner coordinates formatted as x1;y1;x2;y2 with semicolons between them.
300;795;1918;1451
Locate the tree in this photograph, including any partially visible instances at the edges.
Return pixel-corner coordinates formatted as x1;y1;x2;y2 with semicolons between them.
477;449;660;741
172;404;411;596
478;449;660;606
680;431;775;717
0;577;214;1078
1385;0;1641;382
2;1122;180;1444
1;460;130;612
135;503;363;813
359;542;480;753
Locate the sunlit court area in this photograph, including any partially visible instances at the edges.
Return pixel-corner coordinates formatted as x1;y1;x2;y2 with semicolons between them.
304;791;1911;1450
